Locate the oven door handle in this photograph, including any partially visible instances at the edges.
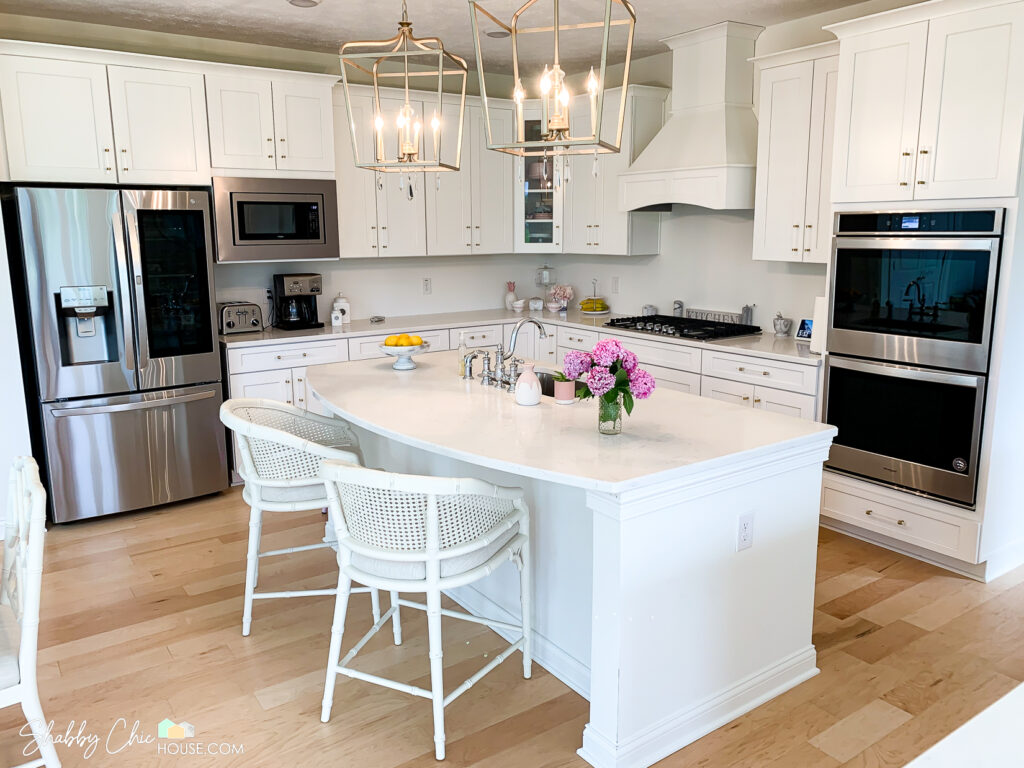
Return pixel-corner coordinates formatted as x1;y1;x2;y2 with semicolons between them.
834;237;997;252
826;356;985;389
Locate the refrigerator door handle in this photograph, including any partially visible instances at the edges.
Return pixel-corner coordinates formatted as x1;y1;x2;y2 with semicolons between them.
50;389;216;417
123;212;151;370
111;211;136;372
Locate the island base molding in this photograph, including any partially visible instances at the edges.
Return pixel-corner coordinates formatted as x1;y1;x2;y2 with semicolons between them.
578;646;818;768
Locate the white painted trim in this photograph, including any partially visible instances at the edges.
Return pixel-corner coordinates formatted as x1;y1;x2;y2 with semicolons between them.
444;584;591;700
578;647;818;768
0;39;339;84
749;41;840;67
825;0;1023;38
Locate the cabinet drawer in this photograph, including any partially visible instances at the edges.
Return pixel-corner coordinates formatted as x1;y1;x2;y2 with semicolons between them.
557;327;599;351
754;386;816;420
227;339;349;373
648;364;701;395
349;329;450;360
702;350;818;395
450;325;502;349
700;376;755;405
601;333;702;373
821;483;979;562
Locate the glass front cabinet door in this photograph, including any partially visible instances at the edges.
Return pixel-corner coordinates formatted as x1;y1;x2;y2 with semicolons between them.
513;107;564;254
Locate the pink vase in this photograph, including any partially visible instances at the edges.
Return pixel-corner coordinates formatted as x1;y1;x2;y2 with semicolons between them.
553;379;576;404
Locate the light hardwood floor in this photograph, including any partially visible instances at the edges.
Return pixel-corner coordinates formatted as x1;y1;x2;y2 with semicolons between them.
1;487;1021;767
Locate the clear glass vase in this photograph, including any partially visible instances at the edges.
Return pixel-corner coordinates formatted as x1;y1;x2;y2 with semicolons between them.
598;392;623;435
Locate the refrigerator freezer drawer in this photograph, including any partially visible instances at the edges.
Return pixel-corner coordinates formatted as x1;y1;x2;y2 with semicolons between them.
42;384;228;522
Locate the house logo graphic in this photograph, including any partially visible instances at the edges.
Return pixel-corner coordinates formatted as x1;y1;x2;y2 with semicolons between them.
157;719;195;739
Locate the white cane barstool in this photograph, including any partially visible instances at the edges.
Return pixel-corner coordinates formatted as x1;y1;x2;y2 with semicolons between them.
319;461;532;761
220;398;383;637
1;457;60;768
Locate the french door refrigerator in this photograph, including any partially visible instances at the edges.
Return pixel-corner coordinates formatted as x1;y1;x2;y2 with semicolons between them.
3;186;228;522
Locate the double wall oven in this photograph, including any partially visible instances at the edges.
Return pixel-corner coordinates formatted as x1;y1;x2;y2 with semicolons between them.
825;209;1003;506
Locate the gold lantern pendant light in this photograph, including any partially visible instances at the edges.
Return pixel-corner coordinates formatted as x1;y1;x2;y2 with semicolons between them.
340;0;468;172
470;0;636;157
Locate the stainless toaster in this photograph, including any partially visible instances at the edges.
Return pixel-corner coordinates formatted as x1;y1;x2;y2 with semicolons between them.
218;302;263;334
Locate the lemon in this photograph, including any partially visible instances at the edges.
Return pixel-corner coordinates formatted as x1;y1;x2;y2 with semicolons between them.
397;334;412;346
409;335;423;346
384;335;400;346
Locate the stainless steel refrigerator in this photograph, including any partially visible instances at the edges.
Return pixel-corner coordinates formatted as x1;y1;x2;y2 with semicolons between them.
3;186;228;522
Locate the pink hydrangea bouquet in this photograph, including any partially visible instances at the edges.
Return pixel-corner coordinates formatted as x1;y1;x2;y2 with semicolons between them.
562;339;656;434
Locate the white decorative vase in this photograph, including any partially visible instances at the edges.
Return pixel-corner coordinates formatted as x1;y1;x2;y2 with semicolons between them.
515;363;542;406
504;290;517;311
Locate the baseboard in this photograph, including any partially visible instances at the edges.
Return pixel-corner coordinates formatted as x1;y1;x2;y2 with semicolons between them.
443;584;591;700
976;536;1024;582
577;646;818;768
820;519;989;581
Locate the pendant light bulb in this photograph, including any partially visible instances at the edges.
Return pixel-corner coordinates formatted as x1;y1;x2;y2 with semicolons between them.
558;86;570;107
586;67;599;97
540;65;552;95
513;79;525;105
431;112;441;132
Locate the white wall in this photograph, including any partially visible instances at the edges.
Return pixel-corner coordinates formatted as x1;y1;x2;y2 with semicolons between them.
215;207;826;329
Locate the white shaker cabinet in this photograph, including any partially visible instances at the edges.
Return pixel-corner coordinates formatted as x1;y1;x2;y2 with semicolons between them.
753;46;838;264
470;103;515;254
830;23;927;203
107;65;211;185
271;79;335;173
229;368;295;404
426;107;473;255
205;74;277;170
334;91;381;258
564;86;665;256
914;3;1024;199
375;95;427;258
0;56;117;183
829;0;1024;202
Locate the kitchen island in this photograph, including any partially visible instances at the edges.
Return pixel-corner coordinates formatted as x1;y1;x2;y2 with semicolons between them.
309;351;836;768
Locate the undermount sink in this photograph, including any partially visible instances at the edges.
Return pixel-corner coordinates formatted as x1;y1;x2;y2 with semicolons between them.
534;370;557;398
854;317;961;334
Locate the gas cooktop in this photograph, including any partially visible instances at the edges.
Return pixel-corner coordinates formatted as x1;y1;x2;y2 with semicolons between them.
604;314;762;341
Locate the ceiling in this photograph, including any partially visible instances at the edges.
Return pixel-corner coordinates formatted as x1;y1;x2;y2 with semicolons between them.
0;0;877;72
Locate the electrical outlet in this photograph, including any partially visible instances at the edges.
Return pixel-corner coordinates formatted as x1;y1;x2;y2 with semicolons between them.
422;278;432;295
611;276;620;294
737;513;754;551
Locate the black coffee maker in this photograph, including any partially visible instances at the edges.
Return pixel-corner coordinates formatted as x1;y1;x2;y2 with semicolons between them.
272;273;324;331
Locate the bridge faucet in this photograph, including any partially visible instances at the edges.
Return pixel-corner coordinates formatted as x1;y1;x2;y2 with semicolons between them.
504;317;549;361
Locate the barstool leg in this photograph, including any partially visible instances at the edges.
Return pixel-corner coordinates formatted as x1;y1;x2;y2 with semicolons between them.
21;686;61;768
321;571;352;723
390;591;402;645
252;514;263;589
426;588;446;760
242;506;262;637
370;589;381;624
518;537;532;679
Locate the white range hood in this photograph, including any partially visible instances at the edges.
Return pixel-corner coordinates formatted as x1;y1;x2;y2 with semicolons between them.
619;21;763;211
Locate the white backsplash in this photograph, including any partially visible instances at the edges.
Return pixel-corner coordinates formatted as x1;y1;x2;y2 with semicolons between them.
214;208;826;331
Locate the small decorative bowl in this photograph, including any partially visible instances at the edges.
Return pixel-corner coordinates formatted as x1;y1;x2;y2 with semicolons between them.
378;342;430;370
546;301;563;313
512;299;526;312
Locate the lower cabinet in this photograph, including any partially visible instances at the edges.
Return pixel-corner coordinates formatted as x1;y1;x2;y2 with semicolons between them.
348;329;450;360
701;376;817;418
647;364;701;395
504;322;557;363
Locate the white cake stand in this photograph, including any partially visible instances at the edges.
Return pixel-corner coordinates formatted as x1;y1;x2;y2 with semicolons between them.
378;342;430;370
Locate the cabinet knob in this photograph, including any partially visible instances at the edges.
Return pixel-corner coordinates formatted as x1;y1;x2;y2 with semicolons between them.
762;371;770;376
737;366;745;372
302;352;307;357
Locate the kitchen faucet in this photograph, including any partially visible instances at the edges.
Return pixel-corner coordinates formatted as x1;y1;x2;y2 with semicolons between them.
502;317;549;361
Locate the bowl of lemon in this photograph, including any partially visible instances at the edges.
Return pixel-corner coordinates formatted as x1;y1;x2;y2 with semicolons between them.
379;333;429;370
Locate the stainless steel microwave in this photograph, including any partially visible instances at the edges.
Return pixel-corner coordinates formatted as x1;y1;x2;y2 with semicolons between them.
212;176;339;263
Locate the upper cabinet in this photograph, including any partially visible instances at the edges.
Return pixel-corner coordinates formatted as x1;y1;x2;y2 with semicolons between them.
915;3;1024;199
830;0;1024;202
205;74;277;170
107;65;210;185
564;86;666;257
514;103;565;253
334;90;381;258
0;56;117;184
752;44;838;263
425;102;515;256
270;80;335;173
206;74;335;174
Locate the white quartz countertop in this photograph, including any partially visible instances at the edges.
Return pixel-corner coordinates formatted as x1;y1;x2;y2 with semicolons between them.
308;350;835;494
221;308;822;366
